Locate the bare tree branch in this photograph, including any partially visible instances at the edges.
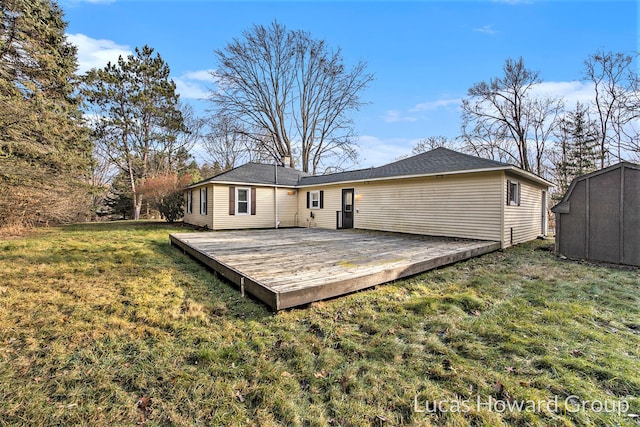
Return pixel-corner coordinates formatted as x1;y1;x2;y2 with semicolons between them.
211;21;373;174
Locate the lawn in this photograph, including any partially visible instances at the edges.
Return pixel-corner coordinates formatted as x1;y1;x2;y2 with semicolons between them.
0;222;638;426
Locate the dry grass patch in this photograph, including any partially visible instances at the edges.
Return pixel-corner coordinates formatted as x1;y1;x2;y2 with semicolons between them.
1;222;638;426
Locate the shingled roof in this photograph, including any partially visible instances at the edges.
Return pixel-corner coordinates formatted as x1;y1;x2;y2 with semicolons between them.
189;148;550;189
299;147;510;186
189;163;308;188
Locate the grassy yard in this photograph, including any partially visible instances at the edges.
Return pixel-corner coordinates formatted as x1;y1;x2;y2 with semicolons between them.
0;222;639;426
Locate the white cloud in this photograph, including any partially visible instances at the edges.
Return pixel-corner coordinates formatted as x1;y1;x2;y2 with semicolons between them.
356;135;419;167
174;78;211;100
530;81;595;106
183;70;217;83
410;98;461;112
173;70;219;100
473;25;498;35
382;110;417;123
66;33;131;74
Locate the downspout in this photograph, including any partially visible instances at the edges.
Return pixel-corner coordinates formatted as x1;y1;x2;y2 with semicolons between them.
274;164;279;229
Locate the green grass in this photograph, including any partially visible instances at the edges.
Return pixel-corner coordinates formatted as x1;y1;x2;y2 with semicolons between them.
1;222;639;426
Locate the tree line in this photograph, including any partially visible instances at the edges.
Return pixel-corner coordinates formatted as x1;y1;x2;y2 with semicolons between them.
1;1;637;228
457;53;638;195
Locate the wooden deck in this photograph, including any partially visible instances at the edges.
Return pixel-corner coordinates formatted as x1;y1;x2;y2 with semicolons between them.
169;229;501;310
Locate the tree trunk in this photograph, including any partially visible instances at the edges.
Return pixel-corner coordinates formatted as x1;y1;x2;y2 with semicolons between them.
134;194;142;221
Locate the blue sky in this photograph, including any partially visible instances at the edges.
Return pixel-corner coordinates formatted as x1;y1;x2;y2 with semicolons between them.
61;0;637;167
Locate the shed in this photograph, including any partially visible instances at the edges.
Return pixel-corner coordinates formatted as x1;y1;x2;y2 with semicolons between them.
551;162;640;266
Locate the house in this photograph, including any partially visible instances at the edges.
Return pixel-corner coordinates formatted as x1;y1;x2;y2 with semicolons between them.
551;162;640;266
184;148;552;248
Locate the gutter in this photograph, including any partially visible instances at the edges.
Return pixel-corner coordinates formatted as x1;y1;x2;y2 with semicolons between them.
296;166;553;188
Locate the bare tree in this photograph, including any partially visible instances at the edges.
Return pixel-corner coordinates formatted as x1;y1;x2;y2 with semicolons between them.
584;50;636;166
89;141;117;219
163;102;202;175
460;116;516;164
461;57;563;176
528;96;565;177
411;136;457;155
212;21;373;174
201;115;251;171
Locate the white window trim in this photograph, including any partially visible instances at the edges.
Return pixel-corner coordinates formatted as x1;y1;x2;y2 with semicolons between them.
310;190;320;209
200;188;208;215
235;187;251;215
508;181;520;206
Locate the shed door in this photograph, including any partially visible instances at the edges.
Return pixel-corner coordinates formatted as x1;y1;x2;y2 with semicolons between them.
341;189;354;229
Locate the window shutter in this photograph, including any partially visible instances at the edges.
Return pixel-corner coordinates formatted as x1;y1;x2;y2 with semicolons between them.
306;192;310;209
204;188;208;214
319;190;324;209
517;183;521;206
506;180;511;205
251;187;257;215
229;186;235;215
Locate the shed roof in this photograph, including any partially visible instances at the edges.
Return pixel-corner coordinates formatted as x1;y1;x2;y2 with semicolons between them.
551;161;640;213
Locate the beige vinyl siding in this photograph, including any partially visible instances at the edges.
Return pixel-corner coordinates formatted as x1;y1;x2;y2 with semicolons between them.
298;186;342;229
212;185;298;230
183;185;213;228
503;174;546;247
352;172;503;241
276;188;300;227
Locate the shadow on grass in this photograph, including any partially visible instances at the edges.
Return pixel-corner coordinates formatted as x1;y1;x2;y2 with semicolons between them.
150;237;274;320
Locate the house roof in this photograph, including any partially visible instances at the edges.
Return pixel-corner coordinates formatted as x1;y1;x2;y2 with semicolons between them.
188;148;552;190
298;147;543;186
187;163;308;188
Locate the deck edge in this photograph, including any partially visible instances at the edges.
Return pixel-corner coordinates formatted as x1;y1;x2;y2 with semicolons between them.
169;234;279;310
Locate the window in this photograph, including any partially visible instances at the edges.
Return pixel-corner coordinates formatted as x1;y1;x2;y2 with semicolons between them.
507;180;520;206
229;186;256;216
200;187;208;214
236;187;250;215
310;191;320;209
306;190;324;209
186;190;193;214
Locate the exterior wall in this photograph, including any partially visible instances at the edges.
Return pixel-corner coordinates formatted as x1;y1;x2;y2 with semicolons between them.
503;173;546;247
297;185;343;229
212;185;299;230
276;188;300;228
183;170;549;248
352;172;504;242
183;184;213;228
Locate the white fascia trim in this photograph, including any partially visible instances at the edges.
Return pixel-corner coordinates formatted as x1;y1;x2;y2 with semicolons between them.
503;167;554;187
185;167;553;190
185;181;298;190
296;167;552;188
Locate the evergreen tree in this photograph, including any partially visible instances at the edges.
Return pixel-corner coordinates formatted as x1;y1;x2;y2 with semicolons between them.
99;172;134;220
554;102;600;194
83;46;187;220
0;0;92;227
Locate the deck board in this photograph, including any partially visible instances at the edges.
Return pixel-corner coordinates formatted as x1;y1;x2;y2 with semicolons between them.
169;228;500;310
